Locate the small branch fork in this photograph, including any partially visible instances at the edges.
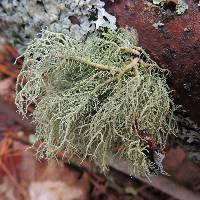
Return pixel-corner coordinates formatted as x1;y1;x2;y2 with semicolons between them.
116;57;140;80
66;46;144;82
119;47;140;56
68;56;112;71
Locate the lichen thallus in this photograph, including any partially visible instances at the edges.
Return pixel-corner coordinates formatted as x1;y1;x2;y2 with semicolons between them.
15;28;177;177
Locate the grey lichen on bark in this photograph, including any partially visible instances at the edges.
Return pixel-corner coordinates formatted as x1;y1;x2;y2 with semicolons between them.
0;0;116;53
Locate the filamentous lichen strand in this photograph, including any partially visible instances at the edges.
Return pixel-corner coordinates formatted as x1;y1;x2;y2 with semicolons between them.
16;29;177;176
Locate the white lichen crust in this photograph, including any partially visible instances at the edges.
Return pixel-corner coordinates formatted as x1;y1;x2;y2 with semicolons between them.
16;29;177;176
0;0;116;53
152;0;188;14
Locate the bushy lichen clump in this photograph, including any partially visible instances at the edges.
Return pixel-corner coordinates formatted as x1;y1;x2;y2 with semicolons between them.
16;29;177;176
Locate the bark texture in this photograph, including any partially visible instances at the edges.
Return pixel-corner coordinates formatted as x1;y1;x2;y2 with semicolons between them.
106;0;200;125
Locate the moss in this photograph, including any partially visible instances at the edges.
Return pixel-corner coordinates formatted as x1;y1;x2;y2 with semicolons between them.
16;28;177;176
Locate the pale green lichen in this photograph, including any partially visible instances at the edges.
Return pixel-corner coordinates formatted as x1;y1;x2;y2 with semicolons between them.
16;29;177;176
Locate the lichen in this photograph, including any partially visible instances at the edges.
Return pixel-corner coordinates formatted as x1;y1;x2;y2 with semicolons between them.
16;28;177;176
153;21;165;29
152;0;188;15
0;0;116;53
176;0;188;15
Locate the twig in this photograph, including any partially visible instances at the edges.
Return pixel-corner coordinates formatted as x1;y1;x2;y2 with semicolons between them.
65;46;141;72
67;56;113;71
119;47;140;56
110;159;200;200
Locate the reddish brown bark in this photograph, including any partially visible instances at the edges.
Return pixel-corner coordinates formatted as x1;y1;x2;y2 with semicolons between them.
106;0;200;125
